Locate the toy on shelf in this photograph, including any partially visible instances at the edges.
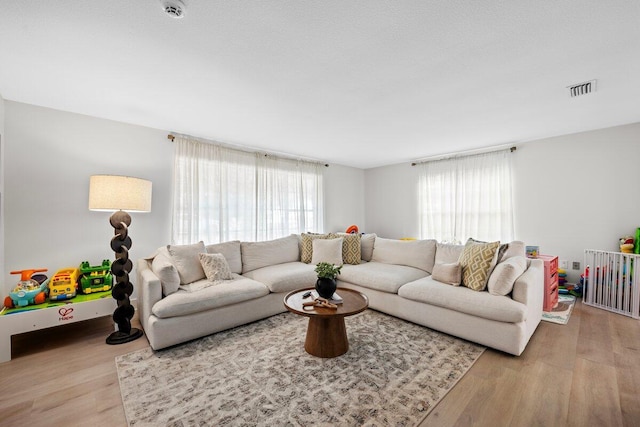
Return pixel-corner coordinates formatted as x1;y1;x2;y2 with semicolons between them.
345;225;359;234
3;269;49;308
619;236;635;254
77;260;113;294
49;268;80;301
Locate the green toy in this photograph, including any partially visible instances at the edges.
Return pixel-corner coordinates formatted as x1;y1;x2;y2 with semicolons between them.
77;260;113;294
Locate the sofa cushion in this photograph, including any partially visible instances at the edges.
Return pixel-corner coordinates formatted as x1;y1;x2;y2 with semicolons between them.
502;241;526;260
242;262;317;293
371;238;437;273
360;233;376;262
432;262;462;286
487;256;527;296
151;248;181;296
241;235;300;273
338;261;428;294
435;243;464;265
199;253;233;282
311;238;344;265
458;239;500;291
330;233;362;265
167;241;206;285
300;233;331;263
206;240;242;274
398;276;526;323
152;274;270;318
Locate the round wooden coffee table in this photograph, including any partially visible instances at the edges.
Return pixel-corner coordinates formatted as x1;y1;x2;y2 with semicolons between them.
284;287;368;358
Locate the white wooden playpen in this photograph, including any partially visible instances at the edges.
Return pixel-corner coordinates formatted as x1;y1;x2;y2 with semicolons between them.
583;249;640;319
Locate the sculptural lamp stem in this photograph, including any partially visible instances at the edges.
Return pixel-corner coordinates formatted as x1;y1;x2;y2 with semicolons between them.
88;175;152;345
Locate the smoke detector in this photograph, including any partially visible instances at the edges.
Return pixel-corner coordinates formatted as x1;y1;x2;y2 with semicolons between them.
161;0;186;19
568;80;597;97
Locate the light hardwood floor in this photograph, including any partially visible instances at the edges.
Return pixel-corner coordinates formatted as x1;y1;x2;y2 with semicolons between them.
1;301;639;427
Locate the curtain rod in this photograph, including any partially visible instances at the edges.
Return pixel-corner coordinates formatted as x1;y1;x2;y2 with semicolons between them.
167;134;329;167
411;145;517;166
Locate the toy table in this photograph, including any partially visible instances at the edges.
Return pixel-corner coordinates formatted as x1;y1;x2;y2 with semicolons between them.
0;292;115;363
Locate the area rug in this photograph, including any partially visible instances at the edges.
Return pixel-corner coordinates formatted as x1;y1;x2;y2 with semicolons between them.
541;294;577;325
116;310;485;426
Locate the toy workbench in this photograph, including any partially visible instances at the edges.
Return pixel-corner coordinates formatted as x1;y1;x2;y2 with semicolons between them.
0;292;115;363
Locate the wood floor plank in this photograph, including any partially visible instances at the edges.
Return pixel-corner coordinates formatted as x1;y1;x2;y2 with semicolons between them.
1;301;638;427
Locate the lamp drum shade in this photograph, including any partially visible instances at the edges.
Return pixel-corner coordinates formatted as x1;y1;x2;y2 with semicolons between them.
89;175;152;212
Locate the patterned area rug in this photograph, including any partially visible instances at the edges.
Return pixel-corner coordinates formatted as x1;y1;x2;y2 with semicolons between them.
116;310;485;426
542;294;577;325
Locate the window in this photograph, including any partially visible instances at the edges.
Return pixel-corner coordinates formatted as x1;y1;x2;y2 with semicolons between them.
418;149;514;243
172;137;324;244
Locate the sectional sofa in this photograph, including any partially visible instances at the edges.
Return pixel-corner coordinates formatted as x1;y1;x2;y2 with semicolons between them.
136;233;543;356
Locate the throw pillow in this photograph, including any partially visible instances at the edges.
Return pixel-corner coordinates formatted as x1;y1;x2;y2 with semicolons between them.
151;248;181;296
432;262;462;286
311;237;344;266
329;233;361;265
458;239;500;291
199;253;233;282
300;233;331;264
167;241;206;285
487;256;527;296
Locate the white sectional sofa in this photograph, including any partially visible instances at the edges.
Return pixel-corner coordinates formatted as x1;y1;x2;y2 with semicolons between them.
136;233;543;356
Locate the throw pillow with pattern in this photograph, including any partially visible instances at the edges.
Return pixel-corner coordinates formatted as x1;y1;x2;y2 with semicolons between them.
458;238;500;291
300;233;331;263
199;253;233;283
329;233;361;265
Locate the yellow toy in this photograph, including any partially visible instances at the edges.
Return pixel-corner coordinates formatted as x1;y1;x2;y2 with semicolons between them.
49;268;80;301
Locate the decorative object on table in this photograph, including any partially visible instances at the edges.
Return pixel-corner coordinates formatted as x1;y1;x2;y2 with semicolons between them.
48;267;80;301
619;236;635;253
116;310;485;426
314;261;342;298
89;174;152;345
541;294;576;325
311;289;343;304
302;297;338;310
525;245;539;258
3;269;48;308
77;260;113;294
345;224;359;234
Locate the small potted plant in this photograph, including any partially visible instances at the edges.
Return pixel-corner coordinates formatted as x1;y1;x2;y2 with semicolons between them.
314;262;342;298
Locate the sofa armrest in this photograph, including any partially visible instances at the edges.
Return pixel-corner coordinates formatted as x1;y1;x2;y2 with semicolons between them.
512;258;544;309
136;258;163;332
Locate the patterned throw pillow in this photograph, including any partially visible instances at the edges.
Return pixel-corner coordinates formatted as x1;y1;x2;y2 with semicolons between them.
199;253;233;282
458;239;500;291
300;233;331;263
329;233;361;265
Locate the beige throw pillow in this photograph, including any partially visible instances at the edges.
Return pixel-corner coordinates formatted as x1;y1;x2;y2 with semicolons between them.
432;262;462;286
487;256;527;296
458;239;500;291
311;238;344;266
199;253;233;282
167;241;206;285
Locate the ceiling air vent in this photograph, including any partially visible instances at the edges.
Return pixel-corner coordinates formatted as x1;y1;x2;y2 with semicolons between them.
568;80;596;97
161;0;186;19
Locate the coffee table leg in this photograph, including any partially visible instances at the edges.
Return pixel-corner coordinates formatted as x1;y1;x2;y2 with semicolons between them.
305;316;348;358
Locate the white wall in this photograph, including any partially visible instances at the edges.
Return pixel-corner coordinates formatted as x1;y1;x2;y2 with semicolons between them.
0;94;5;286
365;122;640;282
3;102;365;291
324;164;365;233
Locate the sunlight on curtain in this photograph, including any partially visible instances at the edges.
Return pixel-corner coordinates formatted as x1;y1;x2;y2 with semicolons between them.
418;150;514;243
172;137;324;244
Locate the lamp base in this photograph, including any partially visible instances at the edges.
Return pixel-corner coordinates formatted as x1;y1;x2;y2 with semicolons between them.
106;328;143;345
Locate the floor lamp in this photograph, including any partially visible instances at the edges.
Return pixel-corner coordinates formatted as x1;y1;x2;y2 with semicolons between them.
89;175;152;345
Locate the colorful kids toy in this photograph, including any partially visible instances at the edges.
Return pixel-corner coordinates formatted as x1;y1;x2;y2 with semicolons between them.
49;268;80;301
77;260;113;294
3;269;49;308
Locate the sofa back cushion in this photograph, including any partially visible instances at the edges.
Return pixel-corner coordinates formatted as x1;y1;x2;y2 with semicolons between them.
206;240;242;274
501;241;526;260
360;233;377;262
167;241;206;285
241;235;300;273
435;243;464;264
371;237;437;273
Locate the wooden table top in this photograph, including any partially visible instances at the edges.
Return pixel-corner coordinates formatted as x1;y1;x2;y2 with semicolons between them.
284;287;368;318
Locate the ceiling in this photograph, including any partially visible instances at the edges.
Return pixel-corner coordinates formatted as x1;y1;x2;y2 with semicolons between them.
1;1;639;169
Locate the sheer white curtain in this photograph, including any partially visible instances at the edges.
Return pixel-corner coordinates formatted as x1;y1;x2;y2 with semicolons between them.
172;136;324;244
418;150;514;243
